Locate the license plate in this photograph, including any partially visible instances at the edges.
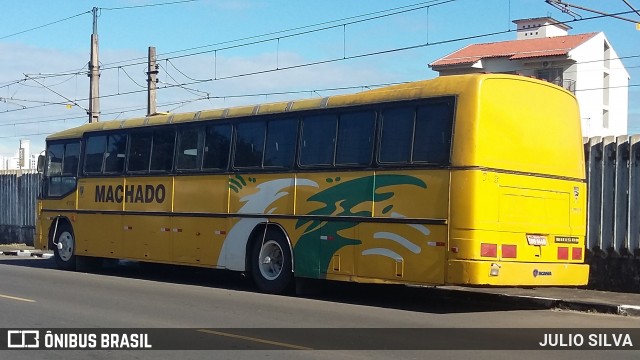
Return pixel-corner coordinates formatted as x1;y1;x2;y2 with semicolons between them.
526;234;548;246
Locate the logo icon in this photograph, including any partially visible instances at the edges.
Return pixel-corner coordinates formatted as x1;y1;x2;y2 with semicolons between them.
533;269;552;277
7;330;39;348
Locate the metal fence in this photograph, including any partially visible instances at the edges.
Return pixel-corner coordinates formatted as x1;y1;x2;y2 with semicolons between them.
0;169;39;245
584;136;640;291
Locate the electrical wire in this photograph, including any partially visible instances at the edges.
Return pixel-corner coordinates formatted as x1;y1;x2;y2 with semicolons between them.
0;3;639;123
100;0;201;11
0;10;91;40
98;0;456;68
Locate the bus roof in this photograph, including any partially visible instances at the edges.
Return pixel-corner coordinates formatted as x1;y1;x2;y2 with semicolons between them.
46;74;573;141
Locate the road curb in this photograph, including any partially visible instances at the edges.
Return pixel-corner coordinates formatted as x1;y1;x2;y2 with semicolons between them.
490;294;640;317
618;305;640;317
555;299;620;315
1;250;53;259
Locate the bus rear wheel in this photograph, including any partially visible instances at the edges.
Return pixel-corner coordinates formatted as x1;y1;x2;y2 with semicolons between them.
250;229;293;294
53;224;77;271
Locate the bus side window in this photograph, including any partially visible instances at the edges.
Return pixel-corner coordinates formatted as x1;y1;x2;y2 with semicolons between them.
379;107;413;164
203;123;231;171
46;143;65;176
336;111;375;166
46;141;79;197
413;103;453;165
234;121;265;168
264;119;296;168
150;128;176;172
84;135;107;173
62;142;80;176
128;132;152;173
104;134;127;174
300;115;336;166
176;126;202;171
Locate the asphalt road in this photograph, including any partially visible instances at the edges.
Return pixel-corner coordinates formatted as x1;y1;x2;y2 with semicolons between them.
1;255;639;360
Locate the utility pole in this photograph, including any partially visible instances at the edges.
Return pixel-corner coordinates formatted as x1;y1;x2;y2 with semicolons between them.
147;46;158;116
88;7;100;123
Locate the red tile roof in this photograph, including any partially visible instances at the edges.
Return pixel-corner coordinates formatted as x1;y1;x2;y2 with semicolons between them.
429;33;598;67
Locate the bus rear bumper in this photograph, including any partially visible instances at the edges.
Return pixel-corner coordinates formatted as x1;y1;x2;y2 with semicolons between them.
447;259;589;286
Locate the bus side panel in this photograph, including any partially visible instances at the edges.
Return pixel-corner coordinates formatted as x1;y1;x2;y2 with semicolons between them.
218;174;298;271
37;194;78;251
290;170;449;284
174;174;229;267
75;213;122;258
293;172;373;279
174;175;229;214
353;223;447;284
36;209;56;251
76;177;124;257
172;216;226;266
120;214;171;261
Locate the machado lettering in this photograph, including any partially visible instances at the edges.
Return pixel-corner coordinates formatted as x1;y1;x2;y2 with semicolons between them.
95;184;166;204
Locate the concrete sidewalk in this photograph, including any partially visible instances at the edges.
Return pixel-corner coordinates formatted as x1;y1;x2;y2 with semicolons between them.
2;243;639;316
0;244;52;258
438;286;640;317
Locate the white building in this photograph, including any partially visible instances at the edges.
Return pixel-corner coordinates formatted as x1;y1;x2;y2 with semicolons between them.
0;139;33;170
429;17;630;137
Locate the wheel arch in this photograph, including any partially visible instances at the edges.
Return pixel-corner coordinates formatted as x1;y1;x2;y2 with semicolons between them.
245;222;294;275
47;216;73;249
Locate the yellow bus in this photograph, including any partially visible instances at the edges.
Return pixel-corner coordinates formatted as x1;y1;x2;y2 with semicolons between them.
36;74;589;294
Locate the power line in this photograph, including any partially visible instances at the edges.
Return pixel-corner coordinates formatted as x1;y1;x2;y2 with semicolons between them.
621;0;640;18
3;1;634;87
1;4;639;119
119;66;146;89
0;10;91;40
98;0;455;69
155;0;457;62
0;0;456;89
100;0;201;11
2;43;639;118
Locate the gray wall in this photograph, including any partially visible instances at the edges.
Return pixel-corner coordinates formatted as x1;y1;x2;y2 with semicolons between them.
0;170;38;245
584;136;640;291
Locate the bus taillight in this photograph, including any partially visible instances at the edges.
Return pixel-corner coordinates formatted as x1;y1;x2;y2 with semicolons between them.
480;243;497;257
557;247;569;260
501;244;517;258
572;247;583;261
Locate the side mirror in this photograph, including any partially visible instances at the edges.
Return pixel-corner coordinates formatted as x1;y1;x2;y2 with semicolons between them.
37;154;45;173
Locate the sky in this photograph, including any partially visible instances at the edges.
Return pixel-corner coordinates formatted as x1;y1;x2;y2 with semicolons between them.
0;0;638;157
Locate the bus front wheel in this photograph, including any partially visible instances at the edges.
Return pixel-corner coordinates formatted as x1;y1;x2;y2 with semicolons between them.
53;224;77;271
250;229;293;294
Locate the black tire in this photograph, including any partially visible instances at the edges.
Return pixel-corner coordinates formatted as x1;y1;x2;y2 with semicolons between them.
250;228;293;294
53;223;77;271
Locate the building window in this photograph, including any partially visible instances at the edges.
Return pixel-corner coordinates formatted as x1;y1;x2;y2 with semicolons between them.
536;68;563;87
